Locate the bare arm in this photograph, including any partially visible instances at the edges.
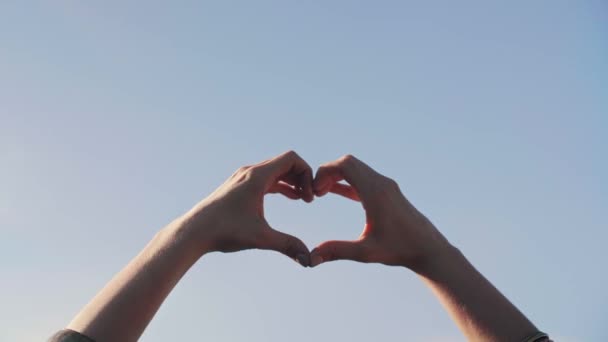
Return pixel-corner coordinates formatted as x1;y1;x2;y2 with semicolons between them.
309;155;549;342
417;245;540;341
66;219;205;342
63;151;315;342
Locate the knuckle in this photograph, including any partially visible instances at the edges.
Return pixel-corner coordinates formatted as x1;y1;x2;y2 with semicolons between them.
245;168;266;186
231;166;249;181
236;165;250;174
362;177;400;211
316;164;330;174
383;176;399;190
284;150;298;159
233;165;262;184
340;154;355;164
247;166;261;177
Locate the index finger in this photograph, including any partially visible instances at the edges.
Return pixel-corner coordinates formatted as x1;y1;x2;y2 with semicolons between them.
256;150;314;202
313;154;377;198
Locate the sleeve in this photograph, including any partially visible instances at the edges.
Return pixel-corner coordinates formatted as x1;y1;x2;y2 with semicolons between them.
522;331;553;342
48;329;96;342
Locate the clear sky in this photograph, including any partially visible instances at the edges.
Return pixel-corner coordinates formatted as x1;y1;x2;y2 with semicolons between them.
1;1;607;341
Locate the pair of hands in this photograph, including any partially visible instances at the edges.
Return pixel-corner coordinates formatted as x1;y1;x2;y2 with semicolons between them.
62;150;543;342
181;151;450;271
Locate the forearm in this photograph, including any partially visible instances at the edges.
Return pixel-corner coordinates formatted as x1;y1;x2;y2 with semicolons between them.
61;151;314;342
415;244;538;342
67;217;205;342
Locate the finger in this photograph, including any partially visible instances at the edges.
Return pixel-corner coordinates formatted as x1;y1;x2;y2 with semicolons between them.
313;154;376;199
259;227;311;267
328;183;361;202
268;182;301;200
258;151;314;203
277;173;306;194
310;240;368;267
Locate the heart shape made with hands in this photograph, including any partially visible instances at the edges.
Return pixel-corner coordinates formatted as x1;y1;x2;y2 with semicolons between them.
244;151;434;270
202;151;437;271
263;155;368;268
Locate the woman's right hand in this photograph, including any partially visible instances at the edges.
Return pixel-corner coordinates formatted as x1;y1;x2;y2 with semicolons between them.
310;155;452;271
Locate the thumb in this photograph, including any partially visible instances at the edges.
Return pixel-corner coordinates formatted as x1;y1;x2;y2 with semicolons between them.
310;240;368;267
259;227;311;267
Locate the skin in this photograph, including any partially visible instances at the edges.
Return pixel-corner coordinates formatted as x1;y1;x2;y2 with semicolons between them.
65;151;545;342
67;151;315;341
309;154;542;342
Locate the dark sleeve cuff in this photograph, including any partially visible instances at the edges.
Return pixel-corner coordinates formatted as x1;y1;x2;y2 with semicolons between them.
48;329;96;342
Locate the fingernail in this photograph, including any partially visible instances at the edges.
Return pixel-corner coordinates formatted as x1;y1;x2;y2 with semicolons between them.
296;253;310;267
310;253;324;267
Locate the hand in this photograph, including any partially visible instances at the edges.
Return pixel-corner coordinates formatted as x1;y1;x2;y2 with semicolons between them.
310;155;451;271
181;151;314;266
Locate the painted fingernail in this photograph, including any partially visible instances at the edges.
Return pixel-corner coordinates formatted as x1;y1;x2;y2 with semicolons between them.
310;253;324;267
296;253;310;267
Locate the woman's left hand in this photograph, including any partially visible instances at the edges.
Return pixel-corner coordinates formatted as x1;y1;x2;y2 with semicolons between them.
181;150;314;266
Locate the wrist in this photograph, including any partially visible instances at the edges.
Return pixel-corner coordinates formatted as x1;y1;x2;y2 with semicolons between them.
407;241;462;277
163;214;213;258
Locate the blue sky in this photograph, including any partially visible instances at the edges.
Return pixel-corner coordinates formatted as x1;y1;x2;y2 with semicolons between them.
1;1;607;341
